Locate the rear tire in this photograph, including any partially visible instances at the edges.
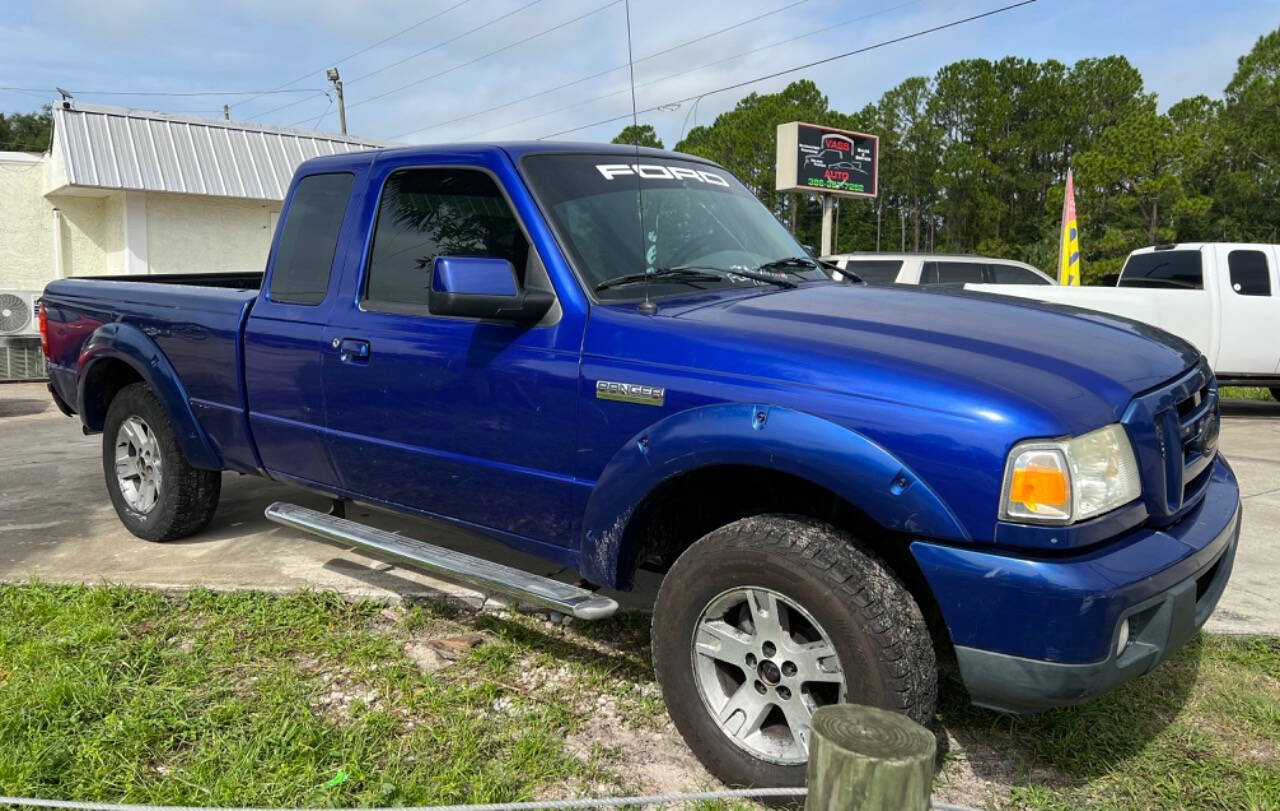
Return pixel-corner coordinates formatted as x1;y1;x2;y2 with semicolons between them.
651;514;937;789
102;382;221;541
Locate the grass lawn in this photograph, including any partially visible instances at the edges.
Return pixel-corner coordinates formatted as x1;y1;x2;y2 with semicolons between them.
0;583;1276;810
1220;386;1274;402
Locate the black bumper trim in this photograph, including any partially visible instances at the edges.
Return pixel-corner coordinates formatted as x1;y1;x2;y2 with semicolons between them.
956;505;1240;714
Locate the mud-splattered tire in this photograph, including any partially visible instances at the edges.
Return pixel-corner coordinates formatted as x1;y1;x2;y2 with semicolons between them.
102;382;221;542
651;514;937;789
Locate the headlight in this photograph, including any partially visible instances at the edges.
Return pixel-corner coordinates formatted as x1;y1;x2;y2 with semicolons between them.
1000;424;1142;524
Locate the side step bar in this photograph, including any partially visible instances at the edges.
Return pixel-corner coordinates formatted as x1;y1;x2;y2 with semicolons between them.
265;502;618;620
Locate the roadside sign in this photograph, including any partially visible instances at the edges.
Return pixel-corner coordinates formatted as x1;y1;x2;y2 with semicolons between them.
775;121;878;199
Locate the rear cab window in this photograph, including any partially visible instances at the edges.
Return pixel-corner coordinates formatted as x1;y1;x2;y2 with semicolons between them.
841;260;903;285
1227;249;1272;296
1118;250;1203;290
362;168;535;313
268;172;354;305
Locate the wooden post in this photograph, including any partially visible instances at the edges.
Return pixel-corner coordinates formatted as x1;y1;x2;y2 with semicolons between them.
804;704;936;811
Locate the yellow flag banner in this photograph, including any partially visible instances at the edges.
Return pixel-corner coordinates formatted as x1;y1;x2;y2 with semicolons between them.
1059;169;1081;285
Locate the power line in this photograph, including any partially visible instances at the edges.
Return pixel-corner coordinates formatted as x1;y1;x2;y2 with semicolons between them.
233;0;476;110
387;0;815;140
460;0;923;141
538;0;1036;140
347;0;543;85
346;0;622;113
252;0;545;120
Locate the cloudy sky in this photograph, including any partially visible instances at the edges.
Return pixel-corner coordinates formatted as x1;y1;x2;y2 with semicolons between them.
1;0;1274;148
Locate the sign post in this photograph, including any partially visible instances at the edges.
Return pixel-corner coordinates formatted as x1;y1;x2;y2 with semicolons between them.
776;122;879;256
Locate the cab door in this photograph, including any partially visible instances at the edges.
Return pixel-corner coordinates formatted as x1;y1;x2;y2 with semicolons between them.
1213;245;1279;375
319;153;587;551
244;170;360;487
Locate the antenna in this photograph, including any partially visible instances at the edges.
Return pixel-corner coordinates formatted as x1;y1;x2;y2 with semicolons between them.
623;0;657;315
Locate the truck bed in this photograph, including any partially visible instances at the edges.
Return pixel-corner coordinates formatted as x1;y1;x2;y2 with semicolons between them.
42;275;259;471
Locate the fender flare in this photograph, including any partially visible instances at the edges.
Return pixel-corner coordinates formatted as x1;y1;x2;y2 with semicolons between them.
579;402;968;587
77;322;223;471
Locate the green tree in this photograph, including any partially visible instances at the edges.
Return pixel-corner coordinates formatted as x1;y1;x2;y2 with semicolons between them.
611;124;664;150
1216;29;1280;241
653;28;1280;267
0;106;52;152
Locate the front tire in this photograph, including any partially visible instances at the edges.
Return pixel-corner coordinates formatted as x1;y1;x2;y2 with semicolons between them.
103;382;221;541
651;515;937;788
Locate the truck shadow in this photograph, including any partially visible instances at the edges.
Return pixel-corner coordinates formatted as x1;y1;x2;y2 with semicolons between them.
935;635;1204;789
0;396;52;418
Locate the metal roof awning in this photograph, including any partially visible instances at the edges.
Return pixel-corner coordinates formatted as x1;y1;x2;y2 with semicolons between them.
50;101;387;201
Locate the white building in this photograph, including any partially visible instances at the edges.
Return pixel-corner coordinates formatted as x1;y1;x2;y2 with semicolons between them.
0;101;383;379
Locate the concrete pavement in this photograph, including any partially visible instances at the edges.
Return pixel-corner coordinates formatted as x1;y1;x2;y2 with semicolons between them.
1;381;1276;634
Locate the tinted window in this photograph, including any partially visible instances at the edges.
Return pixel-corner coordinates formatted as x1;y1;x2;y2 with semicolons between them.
269;173;353;305
841;259;903;285
364;168;529;309
989;264;1050;284
1228;250;1271;296
921;261;984;285
1118;250;1203;289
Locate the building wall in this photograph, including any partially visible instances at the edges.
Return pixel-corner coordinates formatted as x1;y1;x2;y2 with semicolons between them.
54;194;111;278
102;191;125;275
4;152;284;289
0;154;54;291
147;192;280;274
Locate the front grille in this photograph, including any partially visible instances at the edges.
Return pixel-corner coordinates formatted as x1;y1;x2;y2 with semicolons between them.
1122;362;1217;522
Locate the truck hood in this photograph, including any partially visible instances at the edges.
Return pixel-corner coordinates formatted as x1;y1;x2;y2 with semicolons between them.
645;282;1201;435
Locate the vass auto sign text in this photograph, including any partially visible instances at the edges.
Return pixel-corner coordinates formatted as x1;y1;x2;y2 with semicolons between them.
775;121;878;198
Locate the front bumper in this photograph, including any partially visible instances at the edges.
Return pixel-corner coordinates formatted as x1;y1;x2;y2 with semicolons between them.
910;455;1241;713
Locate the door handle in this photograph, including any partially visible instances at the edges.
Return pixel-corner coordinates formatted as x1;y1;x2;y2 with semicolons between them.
335;338;370;364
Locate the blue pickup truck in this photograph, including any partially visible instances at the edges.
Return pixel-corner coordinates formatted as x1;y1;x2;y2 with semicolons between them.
40;142;1240;787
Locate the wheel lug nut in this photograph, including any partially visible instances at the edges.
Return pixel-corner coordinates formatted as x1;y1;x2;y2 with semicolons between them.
778;686;791;700
754;680;767;695
782;661;796;677
745;653;756;667
762;641;776;658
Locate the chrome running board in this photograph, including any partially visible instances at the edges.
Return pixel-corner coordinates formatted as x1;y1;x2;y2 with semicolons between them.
264;502;618;620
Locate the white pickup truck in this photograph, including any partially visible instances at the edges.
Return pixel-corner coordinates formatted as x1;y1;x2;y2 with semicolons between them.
968;243;1280;398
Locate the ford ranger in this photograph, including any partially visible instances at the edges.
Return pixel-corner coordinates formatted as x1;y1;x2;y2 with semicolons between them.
40;143;1241;788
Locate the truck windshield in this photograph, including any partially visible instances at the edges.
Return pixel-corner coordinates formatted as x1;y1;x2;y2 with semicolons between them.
521;154;829;300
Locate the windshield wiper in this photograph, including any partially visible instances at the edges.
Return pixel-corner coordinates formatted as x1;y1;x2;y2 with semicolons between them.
757;255;861;283
595;267;725;292
756;256;821;273
596;265;795;292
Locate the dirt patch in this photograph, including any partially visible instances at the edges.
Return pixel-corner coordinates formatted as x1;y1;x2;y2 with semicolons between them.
312;667;381;719
932;726;1078;809
404;632;485;673
293;653;383;720
564;694;721;798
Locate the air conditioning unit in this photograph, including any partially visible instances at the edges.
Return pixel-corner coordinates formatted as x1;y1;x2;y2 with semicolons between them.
0;290;46;382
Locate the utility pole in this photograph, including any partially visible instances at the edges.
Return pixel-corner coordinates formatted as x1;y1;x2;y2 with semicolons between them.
223;104;230;120
326;67;347;135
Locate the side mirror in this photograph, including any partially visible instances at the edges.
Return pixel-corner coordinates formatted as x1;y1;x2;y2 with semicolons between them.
427;256;554;323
